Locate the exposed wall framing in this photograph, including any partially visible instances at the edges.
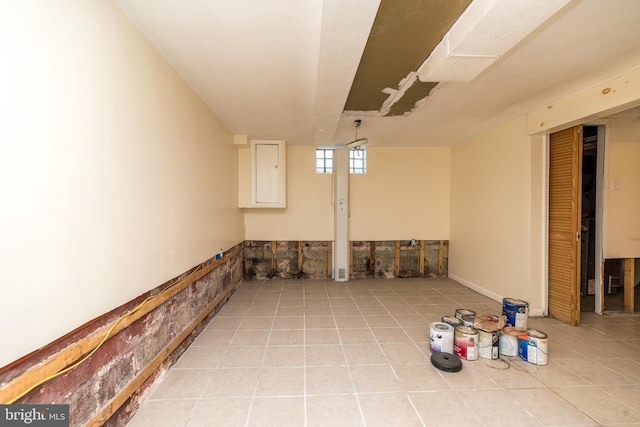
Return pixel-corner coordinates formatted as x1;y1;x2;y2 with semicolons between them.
243;240;448;280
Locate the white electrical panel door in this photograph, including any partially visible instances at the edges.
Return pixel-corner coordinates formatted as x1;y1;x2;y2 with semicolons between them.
251;140;286;208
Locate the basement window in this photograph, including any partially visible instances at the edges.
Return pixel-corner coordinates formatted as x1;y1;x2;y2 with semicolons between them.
350;148;366;174
315;149;333;173
315;148;367;174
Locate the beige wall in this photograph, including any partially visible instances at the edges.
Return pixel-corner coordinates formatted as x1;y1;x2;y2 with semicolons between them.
0;2;243;367
241;146;451;241
449;116;544;311
604;114;640;258
242;145;334;240
350;147;450;240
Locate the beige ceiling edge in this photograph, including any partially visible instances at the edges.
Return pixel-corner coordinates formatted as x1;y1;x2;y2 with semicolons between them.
527;66;640;135
312;0;381;147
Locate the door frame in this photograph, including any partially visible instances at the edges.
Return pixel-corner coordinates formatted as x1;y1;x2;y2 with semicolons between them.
544;122;607;317
590;122;607;314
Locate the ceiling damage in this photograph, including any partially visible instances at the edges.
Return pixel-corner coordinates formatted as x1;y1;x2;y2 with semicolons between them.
114;0;640;147
344;0;472;117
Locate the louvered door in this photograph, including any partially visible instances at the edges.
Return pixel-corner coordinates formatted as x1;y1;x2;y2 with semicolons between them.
548;126;582;326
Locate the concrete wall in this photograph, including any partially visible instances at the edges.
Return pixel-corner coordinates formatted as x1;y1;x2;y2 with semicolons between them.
0;2;243;368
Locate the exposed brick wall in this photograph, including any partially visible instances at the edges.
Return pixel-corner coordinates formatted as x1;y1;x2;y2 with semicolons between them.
0;243;243;427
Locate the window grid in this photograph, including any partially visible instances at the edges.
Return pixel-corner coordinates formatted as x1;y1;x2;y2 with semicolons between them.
350;148;366;174
315;148;366;174
315;149;333;174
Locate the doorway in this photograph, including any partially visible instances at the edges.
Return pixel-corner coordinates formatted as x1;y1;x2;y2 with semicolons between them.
579;125;601;313
548;124;605;325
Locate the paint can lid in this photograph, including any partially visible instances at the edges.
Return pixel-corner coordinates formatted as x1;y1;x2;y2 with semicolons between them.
503;297;529;306
431;352;463;373
431;322;453;332
528;329;548;339
454;325;478;334
455;308;476;317
441;316;462;326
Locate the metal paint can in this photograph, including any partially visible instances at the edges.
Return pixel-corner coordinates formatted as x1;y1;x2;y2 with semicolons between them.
518;329;548;365
478;328;500;359
454;325;479;361
499;327;524;357
441;315;463;328
502;298;529;331
462;314;475;327
455;308;476;320
430;322;454;354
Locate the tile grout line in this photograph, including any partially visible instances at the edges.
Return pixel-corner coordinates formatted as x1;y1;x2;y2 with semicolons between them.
242;278;267;427
348;285;388;426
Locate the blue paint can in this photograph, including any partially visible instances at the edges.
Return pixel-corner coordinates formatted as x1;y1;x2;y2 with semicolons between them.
502;298;529;331
518;329;548;365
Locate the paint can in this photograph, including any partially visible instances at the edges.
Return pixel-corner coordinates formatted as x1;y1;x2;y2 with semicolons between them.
454;325;479;361
455;308;476;321
441;315;462;328
502;298;529;331
478;328;500;359
518;329;548;365
430;322;454;354
499;327;523;357
462;314;475;327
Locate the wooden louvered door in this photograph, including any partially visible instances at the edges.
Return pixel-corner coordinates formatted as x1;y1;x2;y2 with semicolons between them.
548;126;583;326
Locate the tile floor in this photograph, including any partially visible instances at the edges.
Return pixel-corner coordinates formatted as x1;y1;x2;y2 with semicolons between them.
128;278;640;427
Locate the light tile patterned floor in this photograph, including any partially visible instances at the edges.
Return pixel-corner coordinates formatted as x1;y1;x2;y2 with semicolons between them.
128;278;640;427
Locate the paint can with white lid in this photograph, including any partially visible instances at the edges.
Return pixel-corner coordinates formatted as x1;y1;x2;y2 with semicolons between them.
430;322;454;354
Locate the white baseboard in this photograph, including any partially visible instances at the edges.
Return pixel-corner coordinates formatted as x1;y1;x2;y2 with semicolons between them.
449;274;546;317
528;308;546;317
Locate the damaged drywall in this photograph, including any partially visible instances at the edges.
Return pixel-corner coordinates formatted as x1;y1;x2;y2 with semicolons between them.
343;0;471;116
244;240;448;280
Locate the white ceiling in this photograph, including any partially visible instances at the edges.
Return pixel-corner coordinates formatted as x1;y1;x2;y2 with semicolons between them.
115;0;640;147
